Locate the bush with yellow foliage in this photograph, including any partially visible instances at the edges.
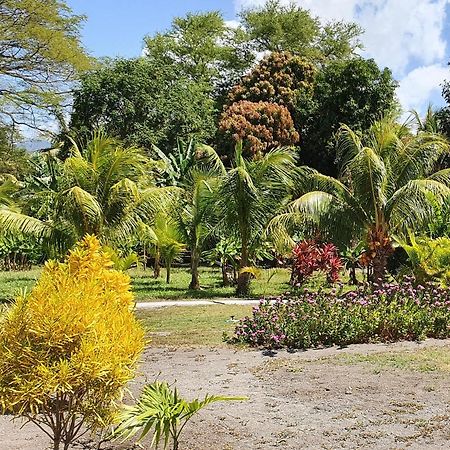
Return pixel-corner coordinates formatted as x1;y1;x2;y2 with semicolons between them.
0;235;145;450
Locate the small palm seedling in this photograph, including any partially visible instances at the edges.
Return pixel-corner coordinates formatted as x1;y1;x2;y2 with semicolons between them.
113;381;247;450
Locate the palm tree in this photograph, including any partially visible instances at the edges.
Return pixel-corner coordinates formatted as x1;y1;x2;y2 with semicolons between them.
170;144;226;290
150;214;186;283
270;116;450;281
0;131;173;253
215;143;296;296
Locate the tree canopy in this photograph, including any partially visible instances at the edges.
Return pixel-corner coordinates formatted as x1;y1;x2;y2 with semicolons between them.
70;58;216;152
297;58;398;176
239;0;363;61
144;10;254;90
0;0;91;134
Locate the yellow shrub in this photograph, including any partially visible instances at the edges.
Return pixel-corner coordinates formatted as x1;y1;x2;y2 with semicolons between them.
0;235;145;450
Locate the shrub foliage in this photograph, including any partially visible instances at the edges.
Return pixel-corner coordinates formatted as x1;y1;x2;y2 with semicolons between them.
233;279;450;349
0;235;145;450
291;240;342;285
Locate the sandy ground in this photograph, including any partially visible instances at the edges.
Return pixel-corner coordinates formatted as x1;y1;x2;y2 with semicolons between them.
2;340;450;450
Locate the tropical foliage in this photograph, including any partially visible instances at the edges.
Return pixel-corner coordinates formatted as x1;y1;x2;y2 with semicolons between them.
291;240;342;286
113;381;246;450
0;132;173;254
215;143;296;295
5;1;450;448
397;234;450;286
270;116;450;281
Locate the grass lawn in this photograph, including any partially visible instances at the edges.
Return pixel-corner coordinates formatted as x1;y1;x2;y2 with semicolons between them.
130;266;292;301
328;346;450;373
0;268;40;302
0;266;293;302
137;304;253;346
0;265;358;303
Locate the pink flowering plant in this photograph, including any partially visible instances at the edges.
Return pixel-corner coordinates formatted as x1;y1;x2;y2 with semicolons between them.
232;277;450;349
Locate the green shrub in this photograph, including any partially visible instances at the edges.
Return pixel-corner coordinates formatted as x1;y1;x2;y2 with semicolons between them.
398;235;450;286
0;231;43;270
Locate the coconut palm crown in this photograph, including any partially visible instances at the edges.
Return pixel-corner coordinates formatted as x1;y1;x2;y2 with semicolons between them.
271;115;450;281
0;131;174;254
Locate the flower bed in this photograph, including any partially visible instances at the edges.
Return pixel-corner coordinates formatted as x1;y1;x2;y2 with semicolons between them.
232;279;450;349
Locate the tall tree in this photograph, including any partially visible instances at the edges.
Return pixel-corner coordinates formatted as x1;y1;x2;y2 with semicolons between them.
225;52;316;112
0;0;91;134
297;58;398;176
70;58;216;152
144;11;254;91
239;0;362;61
170;144;226;290
220;51;314;158
270;117;450;281
218;100;300;159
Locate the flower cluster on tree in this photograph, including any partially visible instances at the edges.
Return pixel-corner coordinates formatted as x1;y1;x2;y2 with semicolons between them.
219;100;299;158
226;52;315;111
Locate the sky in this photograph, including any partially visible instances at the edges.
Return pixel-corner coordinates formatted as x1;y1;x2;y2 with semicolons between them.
67;0;450;115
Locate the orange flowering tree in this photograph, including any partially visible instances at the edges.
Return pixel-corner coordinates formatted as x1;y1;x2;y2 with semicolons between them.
218;100;299;158
226;52;315;112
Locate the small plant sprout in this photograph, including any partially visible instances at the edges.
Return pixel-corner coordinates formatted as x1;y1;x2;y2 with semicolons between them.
113;381;247;450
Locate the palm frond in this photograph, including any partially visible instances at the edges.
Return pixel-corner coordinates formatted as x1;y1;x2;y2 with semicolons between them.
391;132;449;190
347;146;388;221
336;123;363;174
386;179;450;233
429;168;450;186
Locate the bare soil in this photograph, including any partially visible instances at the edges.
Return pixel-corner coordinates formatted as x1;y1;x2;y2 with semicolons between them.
2;340;450;450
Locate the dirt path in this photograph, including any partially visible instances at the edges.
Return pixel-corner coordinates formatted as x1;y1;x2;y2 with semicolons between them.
2;339;450;449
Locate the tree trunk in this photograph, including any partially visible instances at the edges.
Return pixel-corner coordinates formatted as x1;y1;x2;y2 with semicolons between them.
349;266;358;285
367;227;393;283
166;263;171;284
153;249;161;279
236;241;250;297
371;255;388;283
189;248;200;290
221;263;230;287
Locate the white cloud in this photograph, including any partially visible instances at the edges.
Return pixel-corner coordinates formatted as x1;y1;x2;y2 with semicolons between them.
233;0;450;114
224;19;240;29
397;64;448;112
356;0;448;76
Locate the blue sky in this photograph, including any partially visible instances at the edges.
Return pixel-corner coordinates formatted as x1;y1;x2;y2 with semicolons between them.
68;0;236;58
67;0;450;115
